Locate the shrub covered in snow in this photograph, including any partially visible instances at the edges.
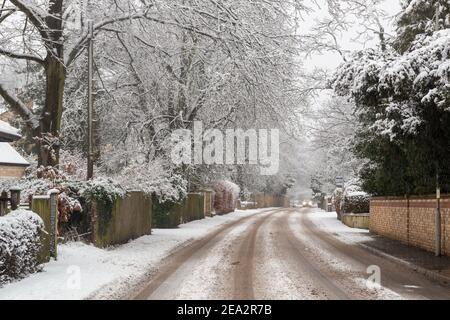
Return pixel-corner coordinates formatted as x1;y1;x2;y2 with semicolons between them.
113;161;187;202
211;180;240;215
63;178;127;237
0;177;53;203
0;210;44;285
341;192;370;214
65;178;126;204
341;181;370;214
151;196;182;229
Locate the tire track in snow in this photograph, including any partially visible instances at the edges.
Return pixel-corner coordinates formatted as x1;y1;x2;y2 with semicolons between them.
231;211;276;299
252;212;325;300
275;211;352;300
176;216;267;299
134;209;282;300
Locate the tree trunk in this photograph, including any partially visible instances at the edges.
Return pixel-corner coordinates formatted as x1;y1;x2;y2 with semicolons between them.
38;0;65;167
38;56;66;167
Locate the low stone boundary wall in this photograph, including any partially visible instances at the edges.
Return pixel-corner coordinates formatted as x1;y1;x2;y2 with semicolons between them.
342;213;369;230
370;196;450;256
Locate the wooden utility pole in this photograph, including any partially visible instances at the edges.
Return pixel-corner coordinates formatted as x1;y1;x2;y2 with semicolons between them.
435;2;441;31
87;20;94;180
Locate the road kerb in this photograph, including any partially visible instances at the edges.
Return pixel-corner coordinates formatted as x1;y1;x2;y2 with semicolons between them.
358;243;450;286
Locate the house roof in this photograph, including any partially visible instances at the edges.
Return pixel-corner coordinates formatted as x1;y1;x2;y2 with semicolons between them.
0;143;29;167
0;120;21;142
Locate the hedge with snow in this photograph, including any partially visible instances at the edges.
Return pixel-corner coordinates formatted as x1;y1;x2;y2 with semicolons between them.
0;210;44;285
212;180;240;215
341;183;370;214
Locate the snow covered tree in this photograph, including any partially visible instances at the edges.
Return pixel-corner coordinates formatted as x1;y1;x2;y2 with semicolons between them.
0;0;398;200
394;0;450;53
0;0;155;166
332;1;450;195
307;95;364;191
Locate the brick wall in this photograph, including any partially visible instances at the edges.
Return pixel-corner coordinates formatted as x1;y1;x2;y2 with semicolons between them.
442;199;450;256
370;199;409;243
370;196;450;257
0;165;26;178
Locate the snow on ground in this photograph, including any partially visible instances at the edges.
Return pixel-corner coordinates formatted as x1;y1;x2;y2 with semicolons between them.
0;208;272;300
304;209;403;300
254;213;322;300
173;216;269;300
288;213;355;274
307;209;371;244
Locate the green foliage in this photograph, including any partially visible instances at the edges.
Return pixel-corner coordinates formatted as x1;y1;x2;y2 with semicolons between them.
152;193;206;228
66;179;126;236
152;195;182;228
332;3;450;196
394;0;450;54
354;99;450;196
341;194;370;214
91;190;115;236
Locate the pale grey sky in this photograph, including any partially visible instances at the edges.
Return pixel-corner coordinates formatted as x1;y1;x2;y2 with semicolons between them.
305;0;402;71
301;0;402;113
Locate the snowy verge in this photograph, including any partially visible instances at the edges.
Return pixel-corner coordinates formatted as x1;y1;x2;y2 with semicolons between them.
308;211;450;287
306;209;371;244
0;208;274;300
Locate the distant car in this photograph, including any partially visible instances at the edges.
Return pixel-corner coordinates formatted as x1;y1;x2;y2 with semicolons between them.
302;200;314;208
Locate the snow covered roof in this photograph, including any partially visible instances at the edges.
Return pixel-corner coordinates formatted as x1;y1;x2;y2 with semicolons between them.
0;120;21;142
0;143;29;167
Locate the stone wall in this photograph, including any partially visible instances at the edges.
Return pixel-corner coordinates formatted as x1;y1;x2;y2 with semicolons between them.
342;213;370;230
0;165;26;179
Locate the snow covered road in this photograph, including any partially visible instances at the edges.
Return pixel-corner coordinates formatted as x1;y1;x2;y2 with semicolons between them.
135;208;450;300
2;207;449;300
0;208;274;300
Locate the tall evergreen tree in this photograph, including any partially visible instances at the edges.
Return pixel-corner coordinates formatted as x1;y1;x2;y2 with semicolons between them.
395;0;450;53
332;0;450;196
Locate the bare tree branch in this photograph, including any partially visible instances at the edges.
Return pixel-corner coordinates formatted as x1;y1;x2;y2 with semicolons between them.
0;47;45;64
0;83;39;129
9;0;49;41
0;8;16;24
